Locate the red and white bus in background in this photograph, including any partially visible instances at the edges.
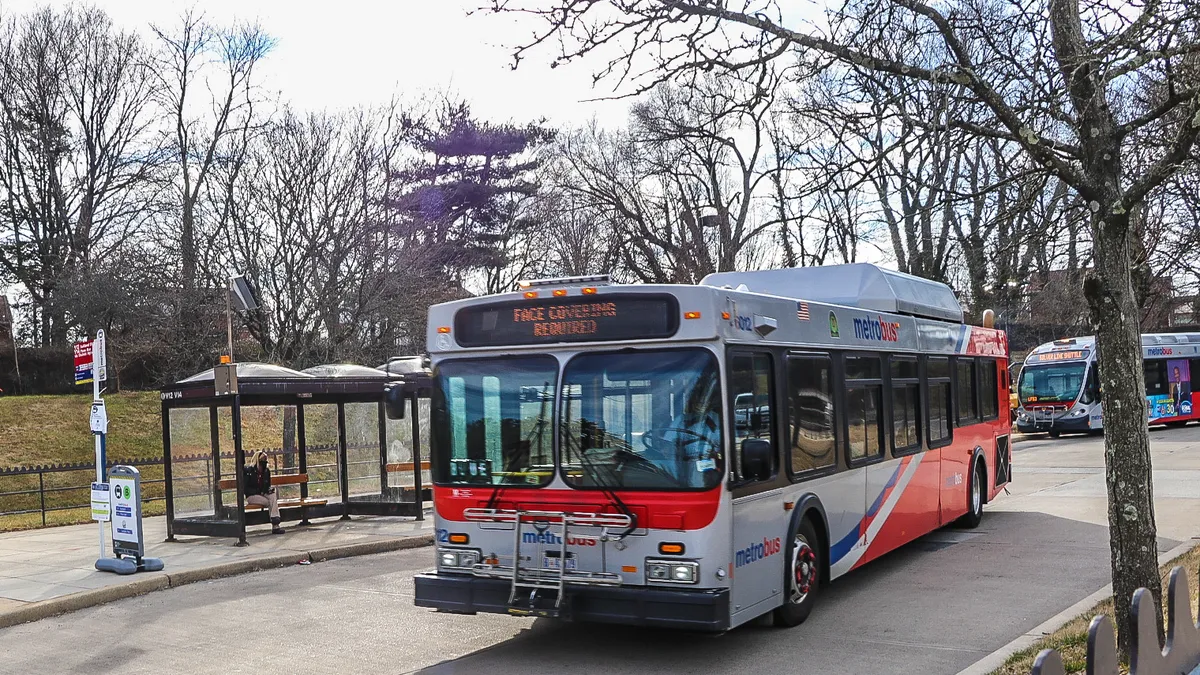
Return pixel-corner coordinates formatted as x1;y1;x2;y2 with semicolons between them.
400;264;1012;631
1015;333;1200;436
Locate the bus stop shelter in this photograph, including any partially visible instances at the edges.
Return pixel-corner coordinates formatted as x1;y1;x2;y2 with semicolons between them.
161;361;432;545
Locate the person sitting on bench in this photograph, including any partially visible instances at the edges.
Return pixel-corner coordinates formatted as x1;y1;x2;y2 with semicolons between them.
245;451;285;534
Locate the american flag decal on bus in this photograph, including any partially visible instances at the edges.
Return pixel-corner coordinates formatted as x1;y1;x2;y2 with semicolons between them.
797;302;810;321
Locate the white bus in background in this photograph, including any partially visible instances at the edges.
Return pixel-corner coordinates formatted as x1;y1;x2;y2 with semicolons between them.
1015;333;1200;436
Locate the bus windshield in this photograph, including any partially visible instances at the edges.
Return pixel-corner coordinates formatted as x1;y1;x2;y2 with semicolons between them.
1018;362;1087;403
430;356;557;486
561;349;723;491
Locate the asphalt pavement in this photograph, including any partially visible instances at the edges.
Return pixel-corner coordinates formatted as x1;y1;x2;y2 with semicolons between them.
2;428;1198;675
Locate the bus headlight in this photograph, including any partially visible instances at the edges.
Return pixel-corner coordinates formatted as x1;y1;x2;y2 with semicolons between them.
1068;407;1088;418
645;560;699;584
438;548;481;569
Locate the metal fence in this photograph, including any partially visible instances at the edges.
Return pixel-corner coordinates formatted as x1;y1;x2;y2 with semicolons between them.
1031;565;1200;675
0;445;406;529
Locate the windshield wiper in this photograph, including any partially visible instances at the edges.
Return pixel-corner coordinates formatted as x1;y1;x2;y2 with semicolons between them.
562;407;638;538
484;381;552;512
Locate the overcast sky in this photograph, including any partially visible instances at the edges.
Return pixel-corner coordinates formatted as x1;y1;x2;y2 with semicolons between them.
1;0;634;125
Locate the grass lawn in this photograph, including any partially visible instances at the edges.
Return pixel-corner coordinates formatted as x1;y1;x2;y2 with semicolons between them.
992;543;1200;674
0;391;165;466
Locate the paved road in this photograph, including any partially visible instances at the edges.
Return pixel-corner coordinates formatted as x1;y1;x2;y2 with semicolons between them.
3;429;1198;675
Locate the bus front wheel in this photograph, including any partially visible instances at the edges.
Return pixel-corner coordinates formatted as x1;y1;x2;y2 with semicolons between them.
773;519;821;627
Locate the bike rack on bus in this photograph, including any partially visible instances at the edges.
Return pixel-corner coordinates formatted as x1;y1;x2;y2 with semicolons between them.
462;508;635;616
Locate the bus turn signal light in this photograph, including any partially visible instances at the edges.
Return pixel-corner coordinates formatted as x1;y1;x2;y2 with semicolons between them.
437;326;451;334
721;312;731;320
658;542;685;555
684;311;702;320
448;533;469;544
621;565;637;573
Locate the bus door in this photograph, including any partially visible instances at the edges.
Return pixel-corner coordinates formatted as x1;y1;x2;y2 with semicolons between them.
942;358;977;522
728;351;786;620
924;357;957;524
845;355;886;556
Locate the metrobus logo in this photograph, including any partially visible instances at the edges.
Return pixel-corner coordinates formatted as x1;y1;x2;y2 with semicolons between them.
522;532;597;547
735;536;782;568
853;315;900;342
1147;347;1174;356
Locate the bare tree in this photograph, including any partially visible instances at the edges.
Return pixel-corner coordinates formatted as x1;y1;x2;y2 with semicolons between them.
149;10;274;294
552;70;785;282
0;7;158;346
489;0;1200;654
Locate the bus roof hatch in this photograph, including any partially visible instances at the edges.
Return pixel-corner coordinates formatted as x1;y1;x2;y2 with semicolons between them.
700;263;963;324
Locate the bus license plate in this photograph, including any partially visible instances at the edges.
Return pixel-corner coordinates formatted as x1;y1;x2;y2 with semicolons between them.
542;554;577;570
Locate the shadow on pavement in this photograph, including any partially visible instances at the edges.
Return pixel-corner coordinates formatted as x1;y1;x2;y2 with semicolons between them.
415;510;1130;675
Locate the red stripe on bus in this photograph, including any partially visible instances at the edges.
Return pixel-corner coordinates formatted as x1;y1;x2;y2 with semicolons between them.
433;485;721;530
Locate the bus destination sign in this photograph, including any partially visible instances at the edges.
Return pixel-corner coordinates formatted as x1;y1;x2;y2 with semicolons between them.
454;295;679;347
1027;349;1089;363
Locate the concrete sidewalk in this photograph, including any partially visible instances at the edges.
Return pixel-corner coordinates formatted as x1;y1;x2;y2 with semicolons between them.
0;514;434;628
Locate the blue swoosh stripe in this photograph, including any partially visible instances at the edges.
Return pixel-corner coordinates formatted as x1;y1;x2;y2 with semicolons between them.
829;461;906;564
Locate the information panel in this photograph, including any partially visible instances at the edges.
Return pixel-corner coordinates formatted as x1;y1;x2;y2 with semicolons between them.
90;482;110;522
109;466;144;558
454;295;679;347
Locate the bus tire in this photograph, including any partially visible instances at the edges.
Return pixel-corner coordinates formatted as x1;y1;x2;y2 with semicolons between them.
1047;431;1061;439
773;519;821;627
958;460;986;529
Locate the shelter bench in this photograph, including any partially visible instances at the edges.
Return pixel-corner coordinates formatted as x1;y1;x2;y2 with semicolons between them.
217;473;328;523
384;461;431;491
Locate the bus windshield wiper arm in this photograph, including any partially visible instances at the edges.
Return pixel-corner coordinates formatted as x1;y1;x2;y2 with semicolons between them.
563;425;638;538
485;381;553;512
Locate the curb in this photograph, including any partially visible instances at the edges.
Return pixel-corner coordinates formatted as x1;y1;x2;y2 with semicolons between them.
0;532;434;631
956;538;1200;675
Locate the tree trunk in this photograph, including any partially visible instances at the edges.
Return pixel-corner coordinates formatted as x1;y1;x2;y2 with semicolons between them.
181;197;197;291
1083;210;1164;656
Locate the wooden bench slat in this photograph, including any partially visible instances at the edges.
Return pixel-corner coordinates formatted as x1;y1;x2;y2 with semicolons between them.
217;473;309;491
243;498;328;511
385;461;431;473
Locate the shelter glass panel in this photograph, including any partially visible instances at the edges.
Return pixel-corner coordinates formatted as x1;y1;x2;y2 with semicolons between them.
168;407;219;520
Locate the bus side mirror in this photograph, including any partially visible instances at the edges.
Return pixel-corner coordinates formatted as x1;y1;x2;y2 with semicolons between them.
741;438;773;481
384;384;407;420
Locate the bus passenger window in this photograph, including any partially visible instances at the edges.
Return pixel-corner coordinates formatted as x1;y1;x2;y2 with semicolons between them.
1078;365;1100;404
845;355;884;462
729;352;777;481
926;357;952;445
891;357;920;454
979;359;998;420
956;358;978;425
1144;360;1168;396
786;356;836;477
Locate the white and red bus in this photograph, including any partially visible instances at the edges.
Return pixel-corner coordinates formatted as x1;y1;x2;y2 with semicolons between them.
1015;333;1200;435
402;264;1012;631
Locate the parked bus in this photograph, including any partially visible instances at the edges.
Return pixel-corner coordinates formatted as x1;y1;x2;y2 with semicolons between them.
399;264;1012;631
1015;333;1200;436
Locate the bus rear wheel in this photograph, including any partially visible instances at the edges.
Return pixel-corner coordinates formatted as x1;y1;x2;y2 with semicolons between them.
773;519;821;627
957;461;986;529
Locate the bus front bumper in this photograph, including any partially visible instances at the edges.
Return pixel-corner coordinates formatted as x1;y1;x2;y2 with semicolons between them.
1016;414;1092;434
413;572;731;631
